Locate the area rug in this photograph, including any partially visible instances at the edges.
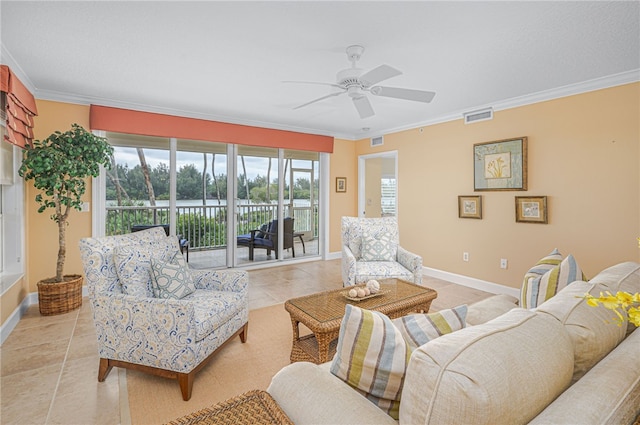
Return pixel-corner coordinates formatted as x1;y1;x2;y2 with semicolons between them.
126;303;296;425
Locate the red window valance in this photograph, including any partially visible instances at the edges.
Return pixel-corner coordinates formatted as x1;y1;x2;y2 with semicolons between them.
90;105;334;153
1;65;38;148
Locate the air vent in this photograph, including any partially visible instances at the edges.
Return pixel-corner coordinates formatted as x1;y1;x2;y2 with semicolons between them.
464;108;493;124
371;136;384;147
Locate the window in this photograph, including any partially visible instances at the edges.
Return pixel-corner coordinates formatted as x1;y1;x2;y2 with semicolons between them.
0;134;25;292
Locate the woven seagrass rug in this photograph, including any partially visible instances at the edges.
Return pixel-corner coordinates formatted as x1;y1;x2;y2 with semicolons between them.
126;303;296;425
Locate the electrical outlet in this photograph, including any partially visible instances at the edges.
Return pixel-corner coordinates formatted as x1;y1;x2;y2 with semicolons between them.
463;252;469;262
500;258;508;269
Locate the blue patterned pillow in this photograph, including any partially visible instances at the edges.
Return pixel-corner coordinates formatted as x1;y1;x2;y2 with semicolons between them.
114;237;179;297
360;231;397;262
150;257;195;299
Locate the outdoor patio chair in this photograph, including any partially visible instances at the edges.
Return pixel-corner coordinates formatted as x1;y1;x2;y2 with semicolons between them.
237;217;295;260
79;227;249;400
341;216;423;287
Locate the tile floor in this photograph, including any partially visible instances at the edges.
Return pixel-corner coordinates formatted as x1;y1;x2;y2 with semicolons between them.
0;259;493;425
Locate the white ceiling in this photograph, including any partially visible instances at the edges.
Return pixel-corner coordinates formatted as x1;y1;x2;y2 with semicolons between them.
1;1;638;140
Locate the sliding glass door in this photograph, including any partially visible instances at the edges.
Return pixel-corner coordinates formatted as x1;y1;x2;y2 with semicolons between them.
102;132;322;269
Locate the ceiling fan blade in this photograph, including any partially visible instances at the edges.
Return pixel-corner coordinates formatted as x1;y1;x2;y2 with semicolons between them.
359;64;402;87
370;86;436;103
352;95;375;119
293;91;344;110
283;80;342;89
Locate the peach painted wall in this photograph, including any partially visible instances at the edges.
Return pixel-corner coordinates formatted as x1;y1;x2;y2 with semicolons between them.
329;139;358;252
353;83;639;289
26;101;92;293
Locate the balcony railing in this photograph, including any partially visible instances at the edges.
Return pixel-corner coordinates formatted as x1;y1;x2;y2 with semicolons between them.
106;203;318;251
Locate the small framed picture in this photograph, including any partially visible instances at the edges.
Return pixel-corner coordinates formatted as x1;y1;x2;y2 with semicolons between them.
458;195;482;219
336;177;347;193
515;196;548;224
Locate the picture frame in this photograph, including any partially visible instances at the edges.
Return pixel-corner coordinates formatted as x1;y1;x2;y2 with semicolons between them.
515;196;547;224
458;195;482;219
336;177;347;193
474;137;527;191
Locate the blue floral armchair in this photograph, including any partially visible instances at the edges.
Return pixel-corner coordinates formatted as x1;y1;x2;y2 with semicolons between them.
79;227;249;401
341;216;422;287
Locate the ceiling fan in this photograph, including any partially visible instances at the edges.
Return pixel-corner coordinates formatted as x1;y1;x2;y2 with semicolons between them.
286;45;436;119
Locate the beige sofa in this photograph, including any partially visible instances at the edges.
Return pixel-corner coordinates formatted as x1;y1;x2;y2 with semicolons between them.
268;262;640;424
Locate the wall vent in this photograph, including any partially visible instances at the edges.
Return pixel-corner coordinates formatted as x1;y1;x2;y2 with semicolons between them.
371;136;384;147
464;108;493;124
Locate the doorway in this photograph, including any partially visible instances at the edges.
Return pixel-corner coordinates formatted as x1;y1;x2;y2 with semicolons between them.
358;151;398;218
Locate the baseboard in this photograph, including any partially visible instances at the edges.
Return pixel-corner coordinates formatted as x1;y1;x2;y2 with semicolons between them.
326;251;341;260
423;266;520;298
0;287;89;345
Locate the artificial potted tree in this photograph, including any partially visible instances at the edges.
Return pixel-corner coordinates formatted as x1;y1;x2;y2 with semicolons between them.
19;123;113;315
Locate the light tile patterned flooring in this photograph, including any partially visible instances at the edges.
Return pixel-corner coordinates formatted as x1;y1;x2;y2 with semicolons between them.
0;259;493;425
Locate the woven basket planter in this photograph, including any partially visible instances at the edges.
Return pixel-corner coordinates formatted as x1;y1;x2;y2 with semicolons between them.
37;274;83;316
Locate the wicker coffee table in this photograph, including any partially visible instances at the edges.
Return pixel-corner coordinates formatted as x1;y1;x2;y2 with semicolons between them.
165;390;292;425
285;278;438;364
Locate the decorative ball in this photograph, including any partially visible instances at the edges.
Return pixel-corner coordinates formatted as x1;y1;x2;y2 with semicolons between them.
363;287;371;296
366;279;380;294
348;288;358;298
356;288;366;298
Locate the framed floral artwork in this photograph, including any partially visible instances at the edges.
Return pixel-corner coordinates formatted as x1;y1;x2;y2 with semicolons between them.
458;195;482;219
515;196;547;224
336;177;347;193
474;137;527;191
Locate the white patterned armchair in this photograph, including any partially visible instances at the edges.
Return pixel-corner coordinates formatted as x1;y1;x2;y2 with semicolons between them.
341;216;422;287
79;227;249;401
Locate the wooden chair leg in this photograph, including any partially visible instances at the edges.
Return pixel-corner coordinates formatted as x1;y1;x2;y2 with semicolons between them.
98;358;113;382
240;322;248;343
178;372;195;401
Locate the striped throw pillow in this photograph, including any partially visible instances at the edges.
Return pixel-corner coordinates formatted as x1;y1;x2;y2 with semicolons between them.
392;305;468;351
521;248;563;308
330;305;411;419
523;254;586;308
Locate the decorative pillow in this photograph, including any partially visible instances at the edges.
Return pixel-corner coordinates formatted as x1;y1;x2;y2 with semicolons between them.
521;248;563;308
360;231;397;262
392;305;468;351
522;254;586;309
150;257;195;299
256;223;269;239
330;305;411;419
114;237;181;297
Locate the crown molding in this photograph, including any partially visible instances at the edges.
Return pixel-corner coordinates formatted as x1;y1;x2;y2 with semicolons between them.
362;69;640;140
0;44;37;94
32;88;355;140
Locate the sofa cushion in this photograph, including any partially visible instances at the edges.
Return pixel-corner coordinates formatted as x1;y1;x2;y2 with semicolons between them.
400;309;574;425
536;280;628;382
392;305;468;351
521;248;563;308
360;231;397;262
268;362;398;425
114;236;181;297
529;328;640;425
150;257;195;299
466;294;519;326
183;289;246;342
330;305;410;419
354;261;413;284
587;261;640;336
522;254;586;309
